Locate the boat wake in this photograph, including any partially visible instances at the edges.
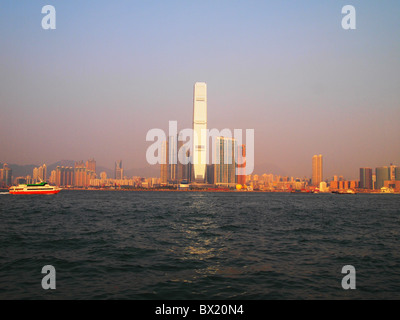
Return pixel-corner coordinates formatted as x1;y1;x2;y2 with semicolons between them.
0;192;10;195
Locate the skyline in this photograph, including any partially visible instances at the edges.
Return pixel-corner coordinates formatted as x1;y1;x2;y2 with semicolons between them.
1;1;400;180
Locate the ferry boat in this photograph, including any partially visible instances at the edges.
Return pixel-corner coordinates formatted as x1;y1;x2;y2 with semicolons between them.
332;189;356;194
9;182;61;195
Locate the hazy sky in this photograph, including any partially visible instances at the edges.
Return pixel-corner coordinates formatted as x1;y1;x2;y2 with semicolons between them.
1;0;399;180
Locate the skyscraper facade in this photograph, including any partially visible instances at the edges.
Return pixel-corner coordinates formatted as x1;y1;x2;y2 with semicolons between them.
177;136;191;182
193;82;207;183
86;158;96;175
115;160;123;180
312;154;323;186
74;161;87;187
1;163;12;186
168;135;178;183
375;166;390;190
160;140;168;185
160;135;190;185
359;167;373;189
214;137;237;187
237;145;246;186
56;166;74;187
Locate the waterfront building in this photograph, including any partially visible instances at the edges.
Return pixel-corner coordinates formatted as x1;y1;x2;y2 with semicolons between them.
312;154;323;186
319;181;328;192
193;82;207;183
115;160;123;180
56;166;74;187
396;167;400;181
1;163;12;186
178;139;191;182
160;140;168;185
74;161;86;187
49;170;56;185
168;135;178;184
236;145;246;186
330;181;339;190
360;168;373;189
214;137;237;187
86;158;96;175
33;167;38;182
375;167;390;190
350;180;358;189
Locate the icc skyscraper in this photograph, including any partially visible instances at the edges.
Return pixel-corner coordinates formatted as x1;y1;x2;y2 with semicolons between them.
193;82;207;183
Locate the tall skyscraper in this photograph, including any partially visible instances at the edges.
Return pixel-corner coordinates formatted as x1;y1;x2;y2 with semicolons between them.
160;135;189;185
74;161;86;187
33;167;39;182
359;167;373;189
160;140;168;185
56;166;74;187
42;164;47;182
375;166;390;190
2;163;12;186
237;145;246;186
177;135;191;182
214;137;237;187
396;167;400;181
115;160;123;180
168;135;178;183
312;154;323;186
86;158;96;175
193;82;207;183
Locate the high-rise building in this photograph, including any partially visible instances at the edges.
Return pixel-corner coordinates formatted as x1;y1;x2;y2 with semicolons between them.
33;164;47;182
193;82;207;183
214;137;237;187
33;167;39;182
177;136;191;182
360;167;373;189
396;167;400;181
168;135;178;184
160;141;168;185
2;163;12;186
56;166;74;187
38;166;44;181
50;170;56;185
115;160;123;180
237;145;246;186
42;164;47;182
312;154;323;186
86;158;96;175
160;135;189;185
375;166;390;190
74;161;86;187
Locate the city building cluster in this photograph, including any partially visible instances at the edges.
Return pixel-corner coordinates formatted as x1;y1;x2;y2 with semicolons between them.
1;83;399;193
160;82;248;189
1;158;399;193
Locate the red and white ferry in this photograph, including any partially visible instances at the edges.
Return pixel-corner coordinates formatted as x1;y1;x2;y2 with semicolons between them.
9;182;61;195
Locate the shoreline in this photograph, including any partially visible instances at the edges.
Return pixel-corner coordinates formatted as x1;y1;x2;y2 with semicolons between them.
1;188;396;194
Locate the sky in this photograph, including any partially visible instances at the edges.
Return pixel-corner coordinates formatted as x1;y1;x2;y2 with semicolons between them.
1;0;399;180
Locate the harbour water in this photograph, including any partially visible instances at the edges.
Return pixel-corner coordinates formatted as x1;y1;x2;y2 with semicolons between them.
0;190;399;299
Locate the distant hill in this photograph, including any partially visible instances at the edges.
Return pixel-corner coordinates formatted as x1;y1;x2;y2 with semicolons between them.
1;162;38;178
